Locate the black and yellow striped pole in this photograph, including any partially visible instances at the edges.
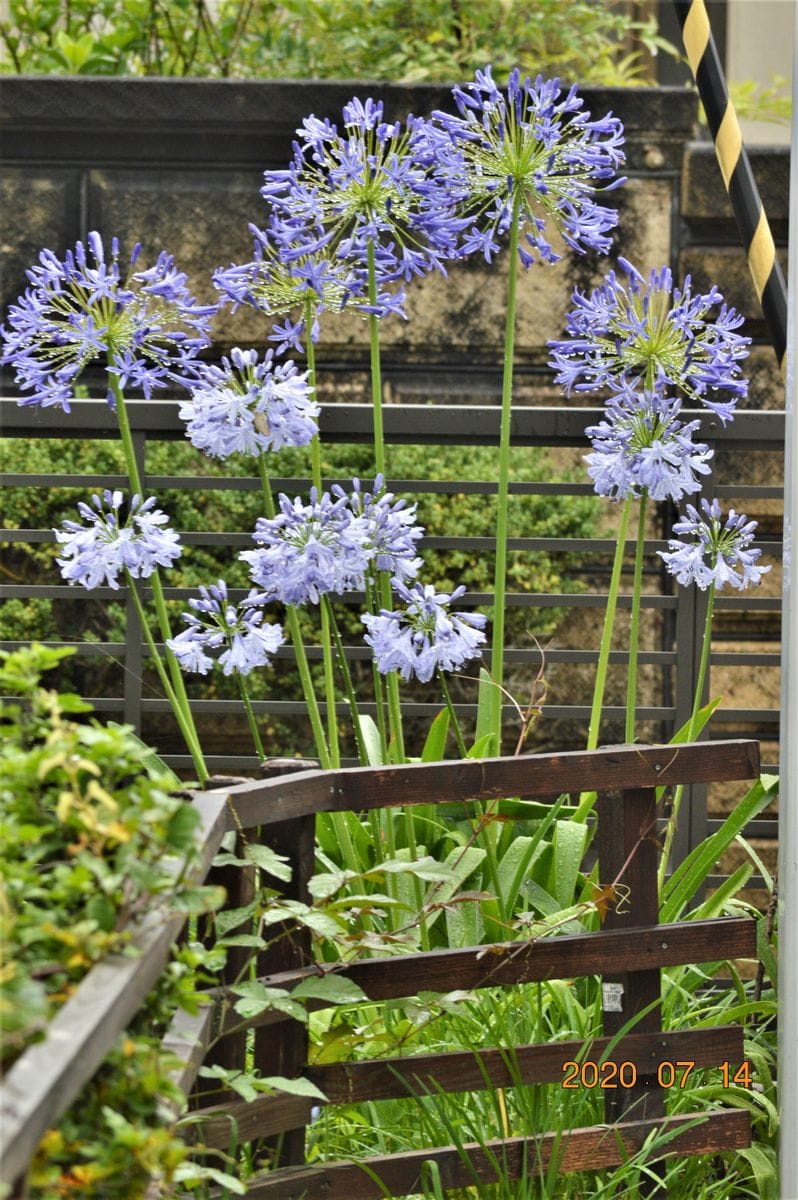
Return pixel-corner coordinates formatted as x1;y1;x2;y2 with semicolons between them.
673;0;788;376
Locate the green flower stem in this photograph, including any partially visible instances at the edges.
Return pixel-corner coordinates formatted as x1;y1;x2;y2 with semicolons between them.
658;584;716;891
490;191;523;755
437;667;468;760
124;574;207;780
323;597;369;766
573;495;634;823
625;489;648;744
305;304;340;767
111;376;207;780
256;456;331;770
366;582;390;763
366;240;386;479
238;676;265;761
365;245;405;762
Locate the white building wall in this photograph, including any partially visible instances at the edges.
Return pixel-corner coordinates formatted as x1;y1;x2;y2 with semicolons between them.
726;0;794;144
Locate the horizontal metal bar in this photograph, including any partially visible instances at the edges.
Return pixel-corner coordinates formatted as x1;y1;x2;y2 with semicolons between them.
0;399;787;448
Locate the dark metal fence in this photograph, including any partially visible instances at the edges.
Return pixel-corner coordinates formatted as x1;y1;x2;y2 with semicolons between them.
0;395;783;871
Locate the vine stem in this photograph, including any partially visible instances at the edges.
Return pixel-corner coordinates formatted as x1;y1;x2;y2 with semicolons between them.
658;584;716;891
256;456;331;769
110;376;207;781
490;190;523;755
625;489;648;744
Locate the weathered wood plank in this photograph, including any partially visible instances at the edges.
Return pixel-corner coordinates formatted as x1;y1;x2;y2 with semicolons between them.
598;787;663;1128
190;1025;744;1149
0;790;228;1188
211;741;760;831
219;917;756;1031
212;1110;751;1199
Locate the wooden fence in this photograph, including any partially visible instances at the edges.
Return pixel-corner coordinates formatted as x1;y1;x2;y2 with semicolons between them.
1;739;762;1197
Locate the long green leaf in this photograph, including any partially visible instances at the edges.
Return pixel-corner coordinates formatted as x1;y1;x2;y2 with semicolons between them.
661;774;777;922
548;820;588;908
420;708;450;763
358;713;385;766
473;667;497;757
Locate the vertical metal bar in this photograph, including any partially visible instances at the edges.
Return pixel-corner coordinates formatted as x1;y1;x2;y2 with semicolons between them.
778;11;798;1197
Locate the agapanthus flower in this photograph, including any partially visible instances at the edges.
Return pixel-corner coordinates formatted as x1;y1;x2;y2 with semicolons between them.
1;232;216;411
424;66;626;266
241;488;369;606
548;259;750;423
333;475;424;584
167;580;284;676
658;498;770;591
584;386;713;502
258;97;465;314
55;490;181;590
362;581;487;682
179;347;318;459
213;219;354;351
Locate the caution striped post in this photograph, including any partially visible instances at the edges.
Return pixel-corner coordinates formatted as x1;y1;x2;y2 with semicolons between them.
673;0;788;375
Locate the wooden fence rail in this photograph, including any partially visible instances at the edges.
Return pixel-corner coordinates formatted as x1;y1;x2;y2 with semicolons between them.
1;739;762;1197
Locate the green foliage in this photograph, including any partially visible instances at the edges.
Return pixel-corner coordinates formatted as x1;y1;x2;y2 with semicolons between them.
0;0;678;84
0;645;221;1195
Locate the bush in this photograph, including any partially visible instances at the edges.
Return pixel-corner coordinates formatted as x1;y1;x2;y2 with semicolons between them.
0;0;676;85
0;645;224;1197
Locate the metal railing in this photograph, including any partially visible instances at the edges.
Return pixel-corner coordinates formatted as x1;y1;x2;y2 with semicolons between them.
0;396;783;864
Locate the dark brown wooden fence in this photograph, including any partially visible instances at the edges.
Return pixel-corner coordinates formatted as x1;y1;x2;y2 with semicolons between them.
0;739;761;1197
185;739;759;1197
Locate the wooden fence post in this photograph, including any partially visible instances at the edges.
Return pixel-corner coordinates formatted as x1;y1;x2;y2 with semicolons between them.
597;785;665;1191
251;761;317;1168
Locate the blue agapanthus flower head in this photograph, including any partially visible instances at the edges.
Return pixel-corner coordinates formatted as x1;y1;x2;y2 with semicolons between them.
362;581;487;682
257;98;465;317
333;475;424;585
54;490;181;590
585;386;713;502
549;258;750;423
167;580;284;676
241;488;369;606
424;66;626;266
1;233;216;411
179;346;319;459
213;218;353;352
658;497;770;591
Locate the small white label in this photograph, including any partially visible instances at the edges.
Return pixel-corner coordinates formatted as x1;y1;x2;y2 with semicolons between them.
602;982;624;1013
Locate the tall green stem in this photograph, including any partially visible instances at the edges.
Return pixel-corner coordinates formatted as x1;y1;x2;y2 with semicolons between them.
256;456;331;769
625;490;648;744
304;309;341;767
238;677;265;761
366;241;386;479
586;495;634;753
437;668;468;760
366;241;404;761
490;191;523;755
573;496;634;823
324;597;369;765
111;376;207;780
125;576;207;780
658;585;716;890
